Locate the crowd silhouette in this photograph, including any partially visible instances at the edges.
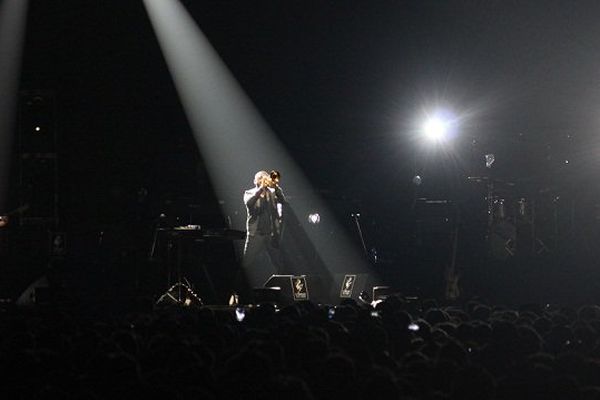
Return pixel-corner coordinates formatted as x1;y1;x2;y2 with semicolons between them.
2;296;600;399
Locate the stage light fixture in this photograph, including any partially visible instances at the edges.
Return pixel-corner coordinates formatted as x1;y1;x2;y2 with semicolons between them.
423;116;448;141
307;212;321;224
419;109;458;144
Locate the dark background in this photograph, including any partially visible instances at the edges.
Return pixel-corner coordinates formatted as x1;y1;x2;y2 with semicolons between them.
7;0;600;304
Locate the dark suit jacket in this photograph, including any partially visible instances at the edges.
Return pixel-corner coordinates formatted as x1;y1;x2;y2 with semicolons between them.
244;185;286;238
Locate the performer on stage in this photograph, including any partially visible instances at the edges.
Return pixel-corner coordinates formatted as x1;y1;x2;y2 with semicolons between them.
243;170;286;279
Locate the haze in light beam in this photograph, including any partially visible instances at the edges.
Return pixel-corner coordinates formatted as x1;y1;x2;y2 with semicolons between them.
0;0;29;211
144;0;370;277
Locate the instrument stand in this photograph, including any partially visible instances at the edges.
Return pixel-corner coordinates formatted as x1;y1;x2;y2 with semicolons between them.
155;232;203;308
156;280;202;308
151;226;245;306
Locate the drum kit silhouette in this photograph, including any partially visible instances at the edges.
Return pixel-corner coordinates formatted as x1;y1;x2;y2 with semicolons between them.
469;176;555;259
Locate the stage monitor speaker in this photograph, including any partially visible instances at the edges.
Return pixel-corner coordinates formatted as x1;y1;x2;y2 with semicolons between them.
372;286;393;301
332;273;383;304
262;274;325;304
333;273;368;302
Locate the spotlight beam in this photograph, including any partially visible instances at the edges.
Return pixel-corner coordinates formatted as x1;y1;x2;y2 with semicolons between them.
143;0;370;278
0;0;29;211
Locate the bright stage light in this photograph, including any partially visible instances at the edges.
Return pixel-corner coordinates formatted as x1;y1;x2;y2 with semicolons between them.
423;116;448;141
418;109;458;144
307;212;321;224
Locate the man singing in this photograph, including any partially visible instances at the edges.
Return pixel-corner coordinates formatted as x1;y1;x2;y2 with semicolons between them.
243;170;286;280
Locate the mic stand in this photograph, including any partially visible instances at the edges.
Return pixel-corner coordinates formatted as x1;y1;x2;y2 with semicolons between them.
351;213;370;261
